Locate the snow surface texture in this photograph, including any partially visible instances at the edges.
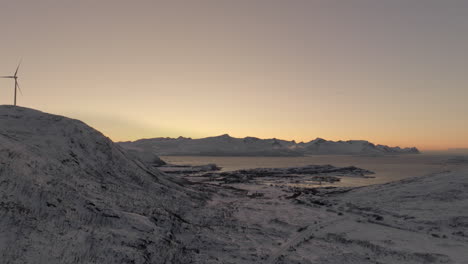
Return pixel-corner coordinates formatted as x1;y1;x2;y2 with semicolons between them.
1;106;465;264
119;134;420;157
180;168;468;263
0;106;203;264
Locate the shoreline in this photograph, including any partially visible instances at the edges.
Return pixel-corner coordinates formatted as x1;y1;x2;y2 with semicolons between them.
178;165;468;263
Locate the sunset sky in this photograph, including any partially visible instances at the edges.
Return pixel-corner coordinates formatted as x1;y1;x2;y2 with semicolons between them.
1;0;467;150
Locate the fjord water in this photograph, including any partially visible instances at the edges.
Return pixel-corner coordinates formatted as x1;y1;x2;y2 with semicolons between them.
161;154;460;187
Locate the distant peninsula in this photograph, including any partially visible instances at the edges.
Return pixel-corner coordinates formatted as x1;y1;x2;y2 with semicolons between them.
118;134;420;157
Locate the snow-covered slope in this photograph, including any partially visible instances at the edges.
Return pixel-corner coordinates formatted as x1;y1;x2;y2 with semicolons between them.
0;106;200;264
119;135;419;157
298;138;420;155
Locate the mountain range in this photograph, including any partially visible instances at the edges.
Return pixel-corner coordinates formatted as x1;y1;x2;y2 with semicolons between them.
119;134;420;157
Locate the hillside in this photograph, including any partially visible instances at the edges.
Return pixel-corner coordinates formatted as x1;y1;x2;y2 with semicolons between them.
119;134;419;157
0;106;201;264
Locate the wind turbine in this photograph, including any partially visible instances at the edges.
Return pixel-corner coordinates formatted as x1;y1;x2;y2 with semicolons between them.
0;61;23;106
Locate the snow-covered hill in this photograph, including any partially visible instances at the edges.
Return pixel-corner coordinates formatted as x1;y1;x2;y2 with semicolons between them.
0;106;200;264
298;138;420;155
119;134;419;157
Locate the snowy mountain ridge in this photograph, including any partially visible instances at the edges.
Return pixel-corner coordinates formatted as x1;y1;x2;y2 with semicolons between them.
119;134;420;156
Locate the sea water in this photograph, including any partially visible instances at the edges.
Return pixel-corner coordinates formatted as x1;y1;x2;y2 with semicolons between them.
160;154;460;187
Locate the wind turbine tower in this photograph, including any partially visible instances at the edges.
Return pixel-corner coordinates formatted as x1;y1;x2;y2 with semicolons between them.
1;61;23;106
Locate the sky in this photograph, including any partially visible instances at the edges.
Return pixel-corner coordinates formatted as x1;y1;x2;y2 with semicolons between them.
1;0;467;150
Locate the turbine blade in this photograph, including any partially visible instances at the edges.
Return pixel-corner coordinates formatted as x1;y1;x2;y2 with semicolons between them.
16;82;23;96
14;59;22;77
0;76;14;78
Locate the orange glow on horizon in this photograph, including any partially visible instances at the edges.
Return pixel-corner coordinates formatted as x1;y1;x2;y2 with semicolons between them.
1;1;467;151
